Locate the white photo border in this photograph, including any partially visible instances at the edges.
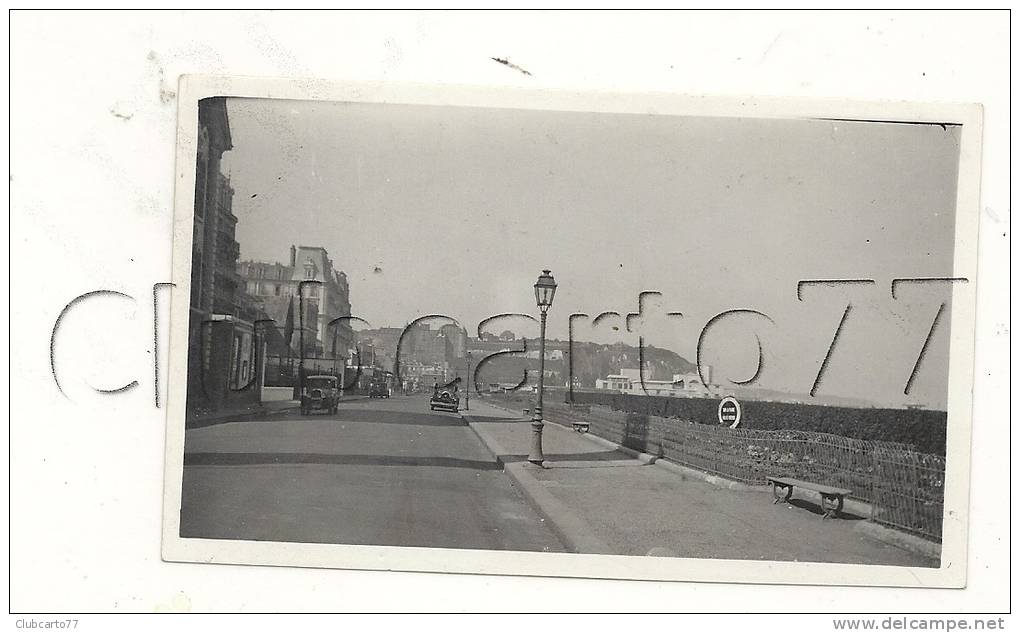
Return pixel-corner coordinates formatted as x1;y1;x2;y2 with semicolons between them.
162;75;982;588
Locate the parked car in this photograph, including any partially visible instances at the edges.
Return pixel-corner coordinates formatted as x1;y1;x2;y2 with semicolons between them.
369;380;391;398
301;375;340;415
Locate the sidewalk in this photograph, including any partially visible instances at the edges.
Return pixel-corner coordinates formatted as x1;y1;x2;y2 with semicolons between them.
462;400;938;566
187;394;368;429
187;399;298;429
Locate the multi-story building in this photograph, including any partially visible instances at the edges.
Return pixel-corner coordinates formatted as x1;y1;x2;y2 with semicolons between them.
238;245;354;360
594;368;715;396
187;97;266;414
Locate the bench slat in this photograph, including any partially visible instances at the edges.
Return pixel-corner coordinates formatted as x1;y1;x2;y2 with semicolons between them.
767;476;851;497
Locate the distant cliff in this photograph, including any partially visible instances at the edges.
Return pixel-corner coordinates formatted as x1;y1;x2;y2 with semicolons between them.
469;339;697;388
565;340;697;387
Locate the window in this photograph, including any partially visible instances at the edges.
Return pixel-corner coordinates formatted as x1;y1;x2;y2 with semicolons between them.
274;285;281;296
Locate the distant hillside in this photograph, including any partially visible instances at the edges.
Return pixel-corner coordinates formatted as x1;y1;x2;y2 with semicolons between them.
556;341;889;409
469;338;896;408
465;338;698;388
554;340;697;388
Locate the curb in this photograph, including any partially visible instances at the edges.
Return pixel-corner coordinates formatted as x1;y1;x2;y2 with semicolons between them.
504;463;613;555
187;395;372;428
187;403;299;428
461;411;612;555
478;401;526;417
854;520;942;562
463;416;516;467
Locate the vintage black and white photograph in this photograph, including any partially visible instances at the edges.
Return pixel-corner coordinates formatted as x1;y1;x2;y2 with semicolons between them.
162;77;980;585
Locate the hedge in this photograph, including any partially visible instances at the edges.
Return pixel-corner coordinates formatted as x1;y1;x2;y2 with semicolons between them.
566;391;947;456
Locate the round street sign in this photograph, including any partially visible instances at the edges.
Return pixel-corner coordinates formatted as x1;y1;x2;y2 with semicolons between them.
718;396;742;428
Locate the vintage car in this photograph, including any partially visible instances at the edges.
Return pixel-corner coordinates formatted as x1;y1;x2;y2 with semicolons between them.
429;388;460;412
300;375;340;415
368;379;391;398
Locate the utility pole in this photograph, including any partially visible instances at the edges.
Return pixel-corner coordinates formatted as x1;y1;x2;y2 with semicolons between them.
296;279;322;397
465;350;472;411
298;286;304;397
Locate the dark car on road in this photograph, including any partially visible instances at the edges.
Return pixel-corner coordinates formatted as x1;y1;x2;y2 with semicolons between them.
369;379;391;399
301;375;340;415
429;385;460;412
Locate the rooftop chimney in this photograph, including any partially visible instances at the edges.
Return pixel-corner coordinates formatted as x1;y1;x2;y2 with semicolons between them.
289;245;296;267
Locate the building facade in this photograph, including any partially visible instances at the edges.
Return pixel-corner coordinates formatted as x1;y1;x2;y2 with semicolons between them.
354;327;404;373
595;368;715;397
187;97;266;414
238;245;354;360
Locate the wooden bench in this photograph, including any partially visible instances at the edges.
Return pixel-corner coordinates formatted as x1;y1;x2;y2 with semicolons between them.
767;476;852;520
566;404;591;433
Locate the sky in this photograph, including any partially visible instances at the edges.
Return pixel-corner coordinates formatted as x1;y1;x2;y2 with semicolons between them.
220;97;962;409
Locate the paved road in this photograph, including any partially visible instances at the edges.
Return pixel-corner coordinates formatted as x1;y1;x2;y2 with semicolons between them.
179;395;563;552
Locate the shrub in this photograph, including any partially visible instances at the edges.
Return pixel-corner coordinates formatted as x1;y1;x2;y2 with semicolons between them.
568;392;947;455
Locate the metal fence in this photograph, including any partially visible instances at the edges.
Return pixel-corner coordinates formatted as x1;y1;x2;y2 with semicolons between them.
542;401;946;542
870;447;946;541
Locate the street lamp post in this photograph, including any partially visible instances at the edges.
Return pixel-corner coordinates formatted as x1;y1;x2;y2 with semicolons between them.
299;287;305;396
465;350;472;411
528;269;557;465
296;279;322;399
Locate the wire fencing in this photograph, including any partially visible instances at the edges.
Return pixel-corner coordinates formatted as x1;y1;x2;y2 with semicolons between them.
542;401;946;542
